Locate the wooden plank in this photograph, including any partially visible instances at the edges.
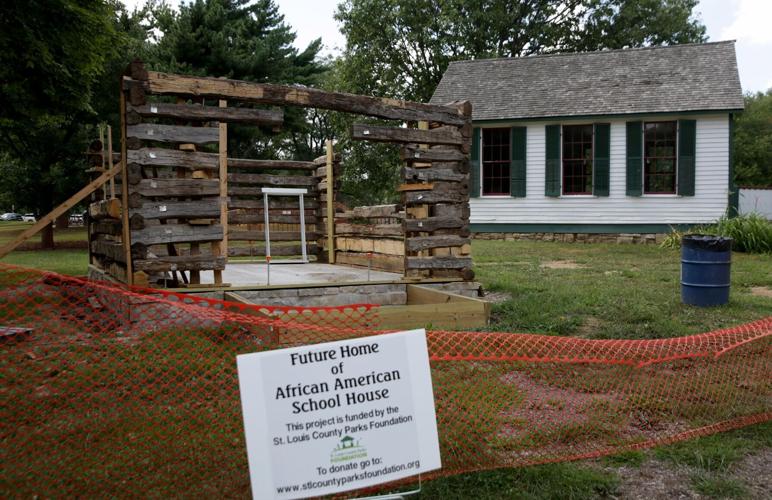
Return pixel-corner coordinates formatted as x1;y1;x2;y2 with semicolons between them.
90;219;123;236
134;178;220;197
335;237;405;256
134;255;226;272
403;166;466;183
215;98;228;285
335;252;405;273
131;224;224;246
336;223;403;237
228;158;316;170
135;71;465;126
88;199;121;220
326;139;335;264
127;102;283;126
376;300;487;330
229;185;316;196
349;204;400;218
228;230;316;242
403;215;465;232
127;148;218;170
400;145;466;162
228;173;315;186
228;244;317;257
405;256;472;269
397;183;434;192
120;91;133;284
405;235;470;253
132;199;220;220
127;123;218;146
229;198;319;210
229;213;317;225
0;165;121;259
351;123;463;146
404;185;466;205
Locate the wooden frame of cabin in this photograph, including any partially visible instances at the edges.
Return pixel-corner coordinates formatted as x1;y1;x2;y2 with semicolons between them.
87;61;474;290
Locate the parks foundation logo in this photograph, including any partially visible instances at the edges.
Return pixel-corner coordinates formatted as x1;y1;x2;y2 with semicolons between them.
330;435;367;463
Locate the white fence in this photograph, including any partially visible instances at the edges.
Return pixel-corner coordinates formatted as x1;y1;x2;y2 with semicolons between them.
738;188;772;219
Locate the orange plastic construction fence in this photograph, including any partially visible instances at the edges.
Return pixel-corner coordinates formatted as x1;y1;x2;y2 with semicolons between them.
1;264;769;497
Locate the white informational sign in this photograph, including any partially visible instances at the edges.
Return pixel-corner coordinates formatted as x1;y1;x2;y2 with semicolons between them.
237;329;441;499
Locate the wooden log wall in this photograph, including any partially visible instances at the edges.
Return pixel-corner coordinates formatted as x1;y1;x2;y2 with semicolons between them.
314;153;340;263
105;61;472;286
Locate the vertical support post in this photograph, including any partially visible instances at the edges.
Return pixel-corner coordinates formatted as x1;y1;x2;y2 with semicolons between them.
325;139;335;264
99;126;107;200
214;99;228;285
107;126;116;199
263;192;271;285
119;87;133;285
299;193;308;263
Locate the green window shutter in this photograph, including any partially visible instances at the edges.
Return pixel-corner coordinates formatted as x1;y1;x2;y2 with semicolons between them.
677;119;696;196
545;125;560;197
626;121;643;196
593;123;610;197
510;126;527;197
470;127;480;198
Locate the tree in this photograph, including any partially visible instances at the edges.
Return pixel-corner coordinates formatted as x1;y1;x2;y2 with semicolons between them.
334;0;707;103
0;0;118;247
734;90;772;188
151;0;327;159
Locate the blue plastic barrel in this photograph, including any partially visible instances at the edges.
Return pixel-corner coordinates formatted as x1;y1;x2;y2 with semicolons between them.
681;234;732;307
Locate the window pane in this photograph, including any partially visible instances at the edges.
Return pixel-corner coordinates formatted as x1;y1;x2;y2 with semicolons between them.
644;121;677;194
482;128;511;195
562;125;593;194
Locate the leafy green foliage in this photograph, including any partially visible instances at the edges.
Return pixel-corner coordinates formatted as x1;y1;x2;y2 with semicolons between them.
660;214;772;254
733;90;772;187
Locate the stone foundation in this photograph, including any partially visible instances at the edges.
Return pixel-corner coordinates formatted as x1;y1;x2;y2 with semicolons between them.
472;232;667;245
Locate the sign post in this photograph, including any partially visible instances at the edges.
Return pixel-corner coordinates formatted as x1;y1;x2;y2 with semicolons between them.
237;329;441;499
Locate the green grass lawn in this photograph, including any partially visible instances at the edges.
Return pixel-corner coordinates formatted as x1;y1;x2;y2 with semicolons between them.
1;237;770;498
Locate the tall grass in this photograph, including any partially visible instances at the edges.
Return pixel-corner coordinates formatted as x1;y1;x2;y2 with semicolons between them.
660;213;772;253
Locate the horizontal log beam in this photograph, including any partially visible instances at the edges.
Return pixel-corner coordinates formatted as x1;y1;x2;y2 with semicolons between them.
228;244;317;257
405;256;472;269
89;199;121;220
400;145;466;162
403;215;465;232
229;213;317;225
133;179;220;197
132;71;466;126
127;148;218;170
131;224;224;245
228;173;315;186
405;235;470;253
228;198;319;210
90;239;126;263
228;230;317;241
89;219;123;236
351;123;463;146
336;223;403;237
403;167;467;183
228;158;316;170
404;186;466;205
133;255;226;272
130;199;221;220
127;124;218;146
127;103;283;126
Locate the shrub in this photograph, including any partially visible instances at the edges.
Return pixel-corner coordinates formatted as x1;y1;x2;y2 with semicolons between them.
660;213;772;254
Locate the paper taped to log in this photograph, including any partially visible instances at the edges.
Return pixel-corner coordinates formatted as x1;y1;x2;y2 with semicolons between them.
351;123;463;146
127;103;283;126
127;123;218;146
138;71;465;126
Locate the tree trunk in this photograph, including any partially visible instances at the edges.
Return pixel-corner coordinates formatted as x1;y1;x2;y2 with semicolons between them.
56;212;70;229
41;223;55;249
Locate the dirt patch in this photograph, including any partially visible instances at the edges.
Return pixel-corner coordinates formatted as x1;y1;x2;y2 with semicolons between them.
605;458;705;499
498;372;619;438
483;291;512;304
749;286;772;298
576;316;604;337
729;448;771;499
540;260;586;270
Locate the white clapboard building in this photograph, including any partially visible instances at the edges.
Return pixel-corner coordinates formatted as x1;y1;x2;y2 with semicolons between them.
430;41;744;237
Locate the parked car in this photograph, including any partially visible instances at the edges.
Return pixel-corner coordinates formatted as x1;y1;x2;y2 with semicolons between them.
0;212;23;221
69;213;85;226
22;214;36;222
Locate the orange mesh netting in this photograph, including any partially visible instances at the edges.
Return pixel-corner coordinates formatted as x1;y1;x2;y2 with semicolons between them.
1;263;770;497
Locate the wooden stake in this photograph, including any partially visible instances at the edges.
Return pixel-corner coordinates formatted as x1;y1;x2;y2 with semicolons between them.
107;126;115;199
120;87;133;285
325;139;335;264
213;99;228;284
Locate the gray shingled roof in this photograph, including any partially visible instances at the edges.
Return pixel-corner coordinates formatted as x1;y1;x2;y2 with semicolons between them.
430;41;744;120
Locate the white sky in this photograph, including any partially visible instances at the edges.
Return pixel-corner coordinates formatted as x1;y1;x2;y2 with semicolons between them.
124;0;771;93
